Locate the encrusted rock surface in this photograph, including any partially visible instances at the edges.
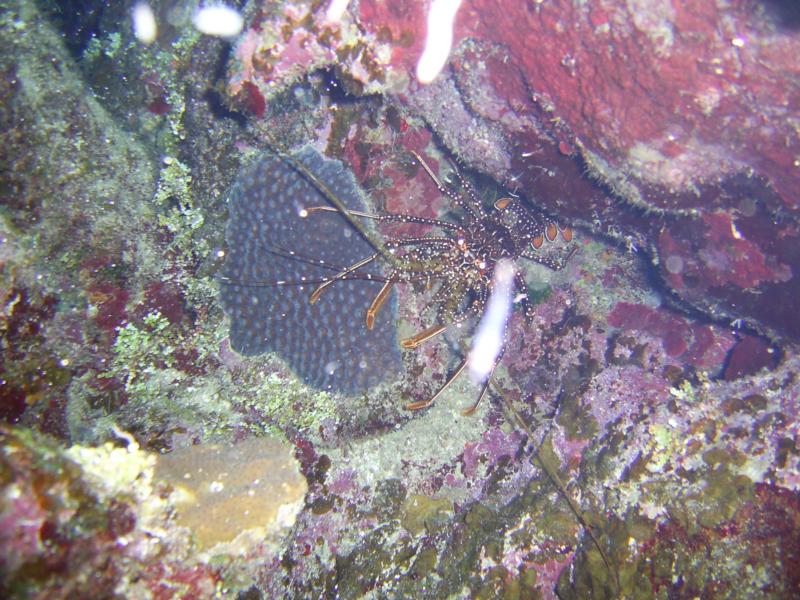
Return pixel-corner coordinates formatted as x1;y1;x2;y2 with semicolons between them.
1;0;798;598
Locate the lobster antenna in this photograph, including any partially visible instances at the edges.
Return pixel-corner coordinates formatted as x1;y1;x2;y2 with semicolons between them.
264;134;405;270
492;380;620;594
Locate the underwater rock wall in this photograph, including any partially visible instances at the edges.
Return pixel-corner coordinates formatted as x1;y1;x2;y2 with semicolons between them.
1;0;799;598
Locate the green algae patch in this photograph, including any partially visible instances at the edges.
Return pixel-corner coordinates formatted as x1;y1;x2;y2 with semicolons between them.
557;514;648;600
334;527;419;595
89;310;240;441
400;494;453;536
556;363;600;441
156;436;307;554
525;280;552;307
409;546;439;579
695;470;754;529
258;373;338;433
534;433;566;477
109;311;177;387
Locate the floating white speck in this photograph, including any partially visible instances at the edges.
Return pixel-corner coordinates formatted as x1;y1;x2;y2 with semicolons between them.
730;219;744;240
192;4;243;38
664;254;684;275
325;360;340;376
325;0;350;23
468;259;515;384
416;0;463;84
132;2;157;44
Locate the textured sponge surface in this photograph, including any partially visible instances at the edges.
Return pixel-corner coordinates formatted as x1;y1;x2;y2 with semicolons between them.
221;146;402;394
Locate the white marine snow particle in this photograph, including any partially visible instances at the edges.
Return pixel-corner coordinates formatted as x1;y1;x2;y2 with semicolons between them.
193;4;244;38
132;2;157;44
416;0;463;84
468;259;515;384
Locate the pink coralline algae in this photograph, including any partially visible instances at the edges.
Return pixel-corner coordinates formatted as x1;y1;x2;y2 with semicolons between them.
607;301;735;370
659;213;792;291
454;0;800;203
351;0;799;198
582;365;670;434
341;127;447;239
461;427;524;480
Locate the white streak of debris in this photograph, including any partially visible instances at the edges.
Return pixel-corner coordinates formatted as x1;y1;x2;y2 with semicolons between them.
468;259;515;384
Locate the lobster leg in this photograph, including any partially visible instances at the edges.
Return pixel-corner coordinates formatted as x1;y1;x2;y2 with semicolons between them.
407;349;501;414
366;279;394;330
461;348;503;416
401;323;447;349
406;357;468;410
461;378;490;416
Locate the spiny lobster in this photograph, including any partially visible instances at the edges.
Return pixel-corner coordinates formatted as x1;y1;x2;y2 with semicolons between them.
263;144;576;414
220;140;618;586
